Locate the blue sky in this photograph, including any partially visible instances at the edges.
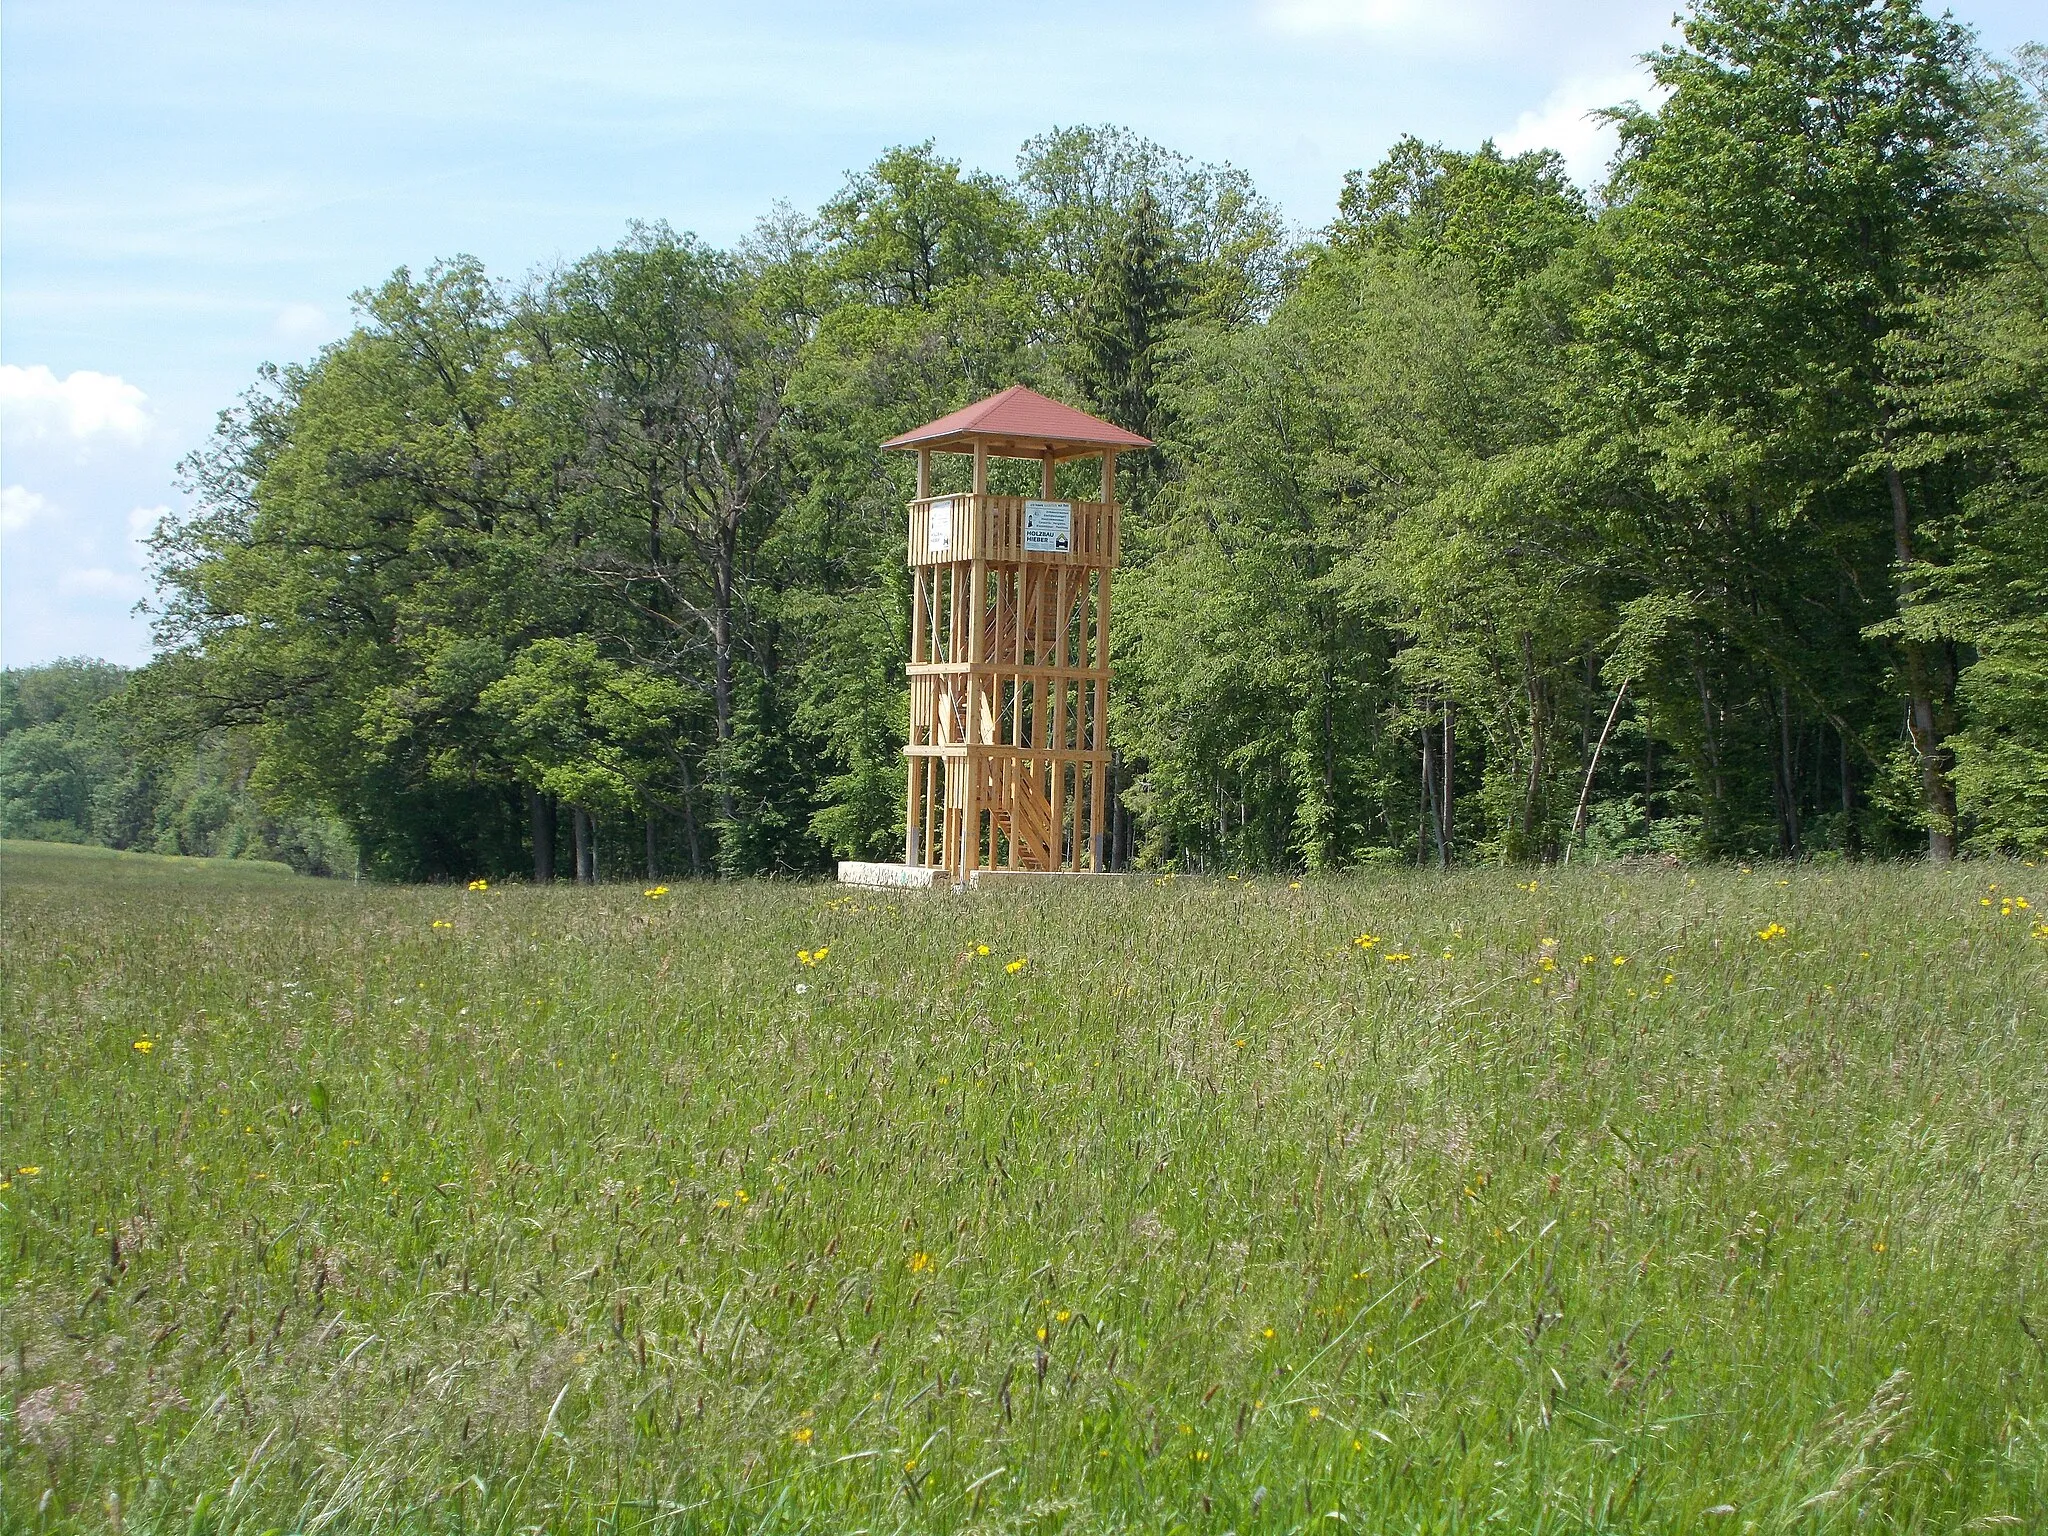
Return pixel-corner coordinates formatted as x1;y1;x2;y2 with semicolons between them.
4;0;2039;667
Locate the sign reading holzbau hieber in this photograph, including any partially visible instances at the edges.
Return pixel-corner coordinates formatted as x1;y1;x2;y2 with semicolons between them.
928;499;952;553
1024;500;1072;553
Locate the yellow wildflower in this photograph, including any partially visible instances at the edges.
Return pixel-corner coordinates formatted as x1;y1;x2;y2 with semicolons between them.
1757;922;1787;941
792;1426;813;1444
132;1040;153;1053
1006;957;1026;974
467;878;488;891
643;885;669;898
907;1251;932;1274
975;943;989;956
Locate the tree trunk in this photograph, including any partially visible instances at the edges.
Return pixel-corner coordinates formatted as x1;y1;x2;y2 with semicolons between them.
1321;661;1337;867
1520;634;1547;854
1568;678;1630;863
1693;663;1726;832
1839;726;1854;831
1887;463;1957;863
573;807;595;884
1419;705;1447;869
712;521;738;828
1440;699;1454;864
529;790;556;884
1419;709;1435;866
1643;702;1656;820
645;814;658;881
1773;685;1800;857
677;756;703;876
1110;748;1127;872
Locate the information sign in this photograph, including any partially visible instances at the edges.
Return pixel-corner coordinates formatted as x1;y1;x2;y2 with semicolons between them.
1024;500;1072;554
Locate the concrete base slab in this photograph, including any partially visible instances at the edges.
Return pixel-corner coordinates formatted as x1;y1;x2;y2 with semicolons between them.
836;861;945;890
838;862;1139;892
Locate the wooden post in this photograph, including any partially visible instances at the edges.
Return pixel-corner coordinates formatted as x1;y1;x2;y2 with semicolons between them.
917;447;931;500
1042;449;1055;499
1094;567;1113;870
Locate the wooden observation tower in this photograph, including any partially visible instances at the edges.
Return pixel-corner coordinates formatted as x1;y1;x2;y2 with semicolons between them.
870;386;1150;885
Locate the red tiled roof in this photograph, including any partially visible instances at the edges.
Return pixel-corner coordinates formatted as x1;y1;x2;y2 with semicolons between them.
882;385;1153;453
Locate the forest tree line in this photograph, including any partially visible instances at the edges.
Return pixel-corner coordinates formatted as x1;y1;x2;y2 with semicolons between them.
70;0;2047;879
0;660;354;873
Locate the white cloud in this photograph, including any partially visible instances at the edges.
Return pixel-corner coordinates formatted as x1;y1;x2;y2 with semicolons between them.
1263;0;1501;43
1261;0;1678;72
1498;68;1663;190
57;566;148;600
0;364;153;443
1;484;52;534
275;302;329;343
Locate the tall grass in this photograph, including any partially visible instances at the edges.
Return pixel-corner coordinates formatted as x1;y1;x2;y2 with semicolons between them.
3;842;2045;1532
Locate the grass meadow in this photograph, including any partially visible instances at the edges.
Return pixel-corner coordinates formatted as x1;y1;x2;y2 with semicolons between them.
3;838;2047;1534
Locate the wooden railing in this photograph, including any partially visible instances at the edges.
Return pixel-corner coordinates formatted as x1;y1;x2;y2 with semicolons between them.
907;494;1117;567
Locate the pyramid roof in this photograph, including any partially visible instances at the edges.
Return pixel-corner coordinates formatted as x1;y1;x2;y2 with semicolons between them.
881;385;1152;459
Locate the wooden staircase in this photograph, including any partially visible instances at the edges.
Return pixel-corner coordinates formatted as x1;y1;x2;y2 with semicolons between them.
983;763;1055;870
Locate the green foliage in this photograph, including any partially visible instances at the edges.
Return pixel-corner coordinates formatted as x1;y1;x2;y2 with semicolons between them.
0;663;353;873
1333;135;1590;298
1886;46;2048;850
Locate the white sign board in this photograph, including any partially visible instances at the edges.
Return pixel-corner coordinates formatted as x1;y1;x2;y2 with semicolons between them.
1024;500;1072;554
927;498;952;554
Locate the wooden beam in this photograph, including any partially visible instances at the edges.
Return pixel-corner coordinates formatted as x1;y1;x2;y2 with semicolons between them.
1100;450;1117;505
904;754;920;866
916;448;931;499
